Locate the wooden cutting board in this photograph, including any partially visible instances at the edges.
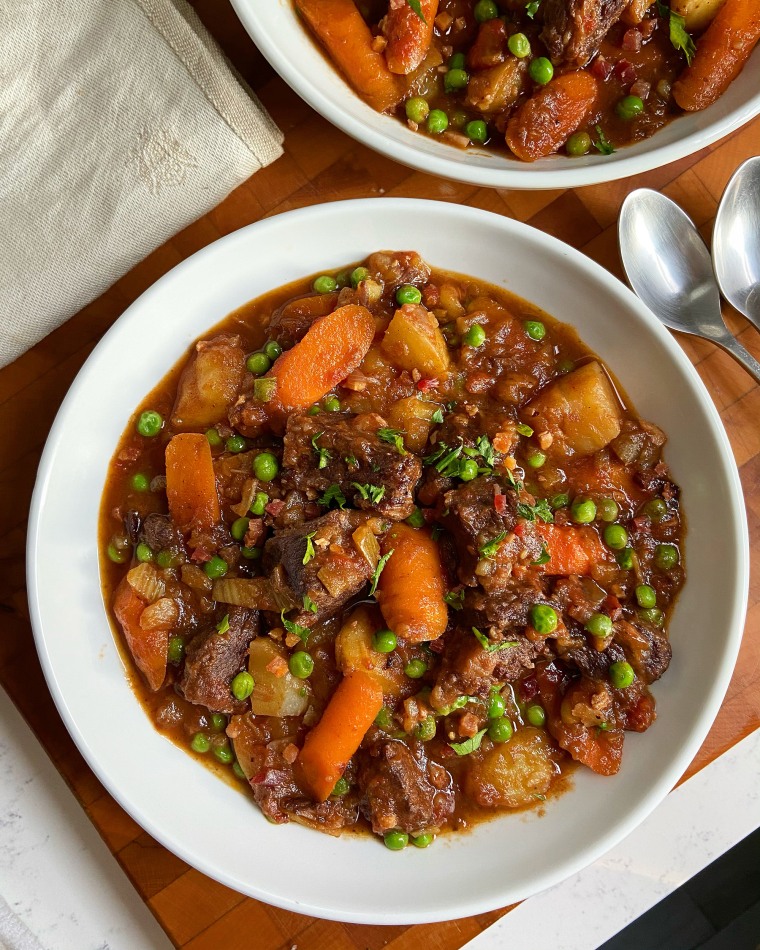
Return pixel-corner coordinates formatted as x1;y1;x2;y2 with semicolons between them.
1;2;758;947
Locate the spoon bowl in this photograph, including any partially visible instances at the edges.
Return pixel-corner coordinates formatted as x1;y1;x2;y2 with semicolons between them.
619;189;760;384
713;156;760;329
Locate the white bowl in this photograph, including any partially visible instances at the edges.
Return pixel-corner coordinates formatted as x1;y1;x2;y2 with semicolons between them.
232;0;760;189
28;199;748;923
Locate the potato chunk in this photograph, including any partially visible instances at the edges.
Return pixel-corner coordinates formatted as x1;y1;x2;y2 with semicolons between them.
171;333;246;429
521;361;622;457
386;395;441;452
464;727;558;809
248;638;310;717
382;304;450;377
671;0;726;31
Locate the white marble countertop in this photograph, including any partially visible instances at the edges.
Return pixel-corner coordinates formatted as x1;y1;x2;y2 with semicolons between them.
1;680;758;950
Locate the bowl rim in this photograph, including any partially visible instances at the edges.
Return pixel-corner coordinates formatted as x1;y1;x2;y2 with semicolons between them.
231;0;760;190
27;198;750;923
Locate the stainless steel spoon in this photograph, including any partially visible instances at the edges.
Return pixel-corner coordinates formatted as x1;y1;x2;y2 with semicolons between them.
713;156;760;330
618;188;760;384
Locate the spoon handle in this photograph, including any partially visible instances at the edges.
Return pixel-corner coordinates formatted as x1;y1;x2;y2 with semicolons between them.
713;331;760;384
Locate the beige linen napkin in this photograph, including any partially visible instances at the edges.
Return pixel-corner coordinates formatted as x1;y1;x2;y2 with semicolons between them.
0;0;284;369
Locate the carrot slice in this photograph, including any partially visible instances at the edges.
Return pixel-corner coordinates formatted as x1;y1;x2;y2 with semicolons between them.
535;523;608;576
375;523;448;643
112;577;168;691
269;304;376;410
673;0;760;111
506;71;597;162
383;0;439;75
298;671;383;801
295;0;405;111
165;433;220;535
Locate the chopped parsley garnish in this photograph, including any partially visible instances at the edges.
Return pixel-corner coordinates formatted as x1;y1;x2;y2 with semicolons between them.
370;549;394;596
516;423;534;437
472;627;519;653
377;427;407;454
425;436;499;480
352;482;386;505
303;594;318;613
302;531;317;565
318;484;347;509
593;125;615;156
474;434;496;468
656;1;696;64
516;498;554;523
437;695;476;715
444;589;465;611
215;614;230;634
406;0;426;22
532;542;551;566
344;454;359;468
311;432;331;470
479;531;507;559
525;0;540;17
281;610;310;642
450;728;487;756
431;407;444;425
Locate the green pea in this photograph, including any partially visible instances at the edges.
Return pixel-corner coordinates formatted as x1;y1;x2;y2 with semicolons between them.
524;320;546;341
191;732;210;754
107;538;129;564
639;607;665;627
585;613;612;637
231;517;249;541
396;284;422;305
375;706;393;729
412;833;434;848
241;546;261;560
136;410;162;438
205;428;223;447
427;109;449;134
246;351;271;376
231;671;254;700
527;451;546;469
406;507;426;528
323;395;341;412
213;742;234;765
616;547;634;570
465;119;488;144
373;629;397;654
551;493;569;509
156;549;177;569
508;32;531;57
232;761;246;780
566;131;591;156
307;405;322;416
203;555;228;579
598;498;619;522
603;523;628;550
459;458;479;481
526;704;546;727
131;472;149;492
487;692;506;720
313;274;338;294
609;661;635;689
350;266;370;288
210;713;227;732
289;651;314;679
444;67;469;93
253;451;279;482
474;0;498;21
616;95;644;120
226;435;246;453
654;543;679;571
643;497;668;522
635;584;657;609
332;777;350;796
529;56;554;85
167;635;185;665
384;830;409;851
571;498;597;524
404;659;427;679
464;324;486;347
264;340;282;361
135;542;153;563
488;717;514;743
250;491;269;516
529;603;558;635
405;96;430;123
415;716;437;741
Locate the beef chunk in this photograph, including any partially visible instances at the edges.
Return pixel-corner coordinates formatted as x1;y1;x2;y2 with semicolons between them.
463;577;546;635
263;509;377;626
609;417;667;469
564;641;625;680
141;513;184;554
431;631;547;708
281;412;422;520
366;250;431;292
358;739;454;835
613;619;672;684
441;477;543;586
177;607;258;714
540;0;629;67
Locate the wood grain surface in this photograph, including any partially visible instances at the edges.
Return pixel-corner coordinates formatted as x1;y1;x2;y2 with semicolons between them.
1;3;758;947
